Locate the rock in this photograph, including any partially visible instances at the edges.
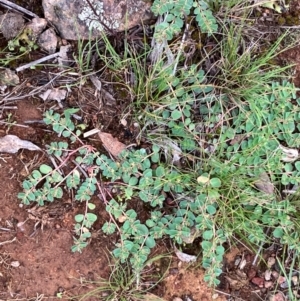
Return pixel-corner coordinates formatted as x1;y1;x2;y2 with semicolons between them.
0;68;19;86
251;277;264;287
38;28;58;53
42;0;152;40
267;256;276;268
0;12;25;39
269;292;286;301
264;270;272;281
26;17;47;38
292;275;298;286
58;45;72;67
264;281;273;288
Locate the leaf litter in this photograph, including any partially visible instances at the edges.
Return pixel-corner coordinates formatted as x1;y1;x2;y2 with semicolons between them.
0;134;41;153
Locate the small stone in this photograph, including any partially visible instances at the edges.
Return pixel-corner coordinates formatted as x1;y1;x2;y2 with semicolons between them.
267;257;276;268
280;281;289;289
10;261;20;268
239;258;247;269
277;276;286;284
292;275;298;286
264;281;273;288
38;28;58;54
272;271;279;279
269;292;286;301
251;277;264;287
172;298;183;301
0;12;25;39
120;119;127;127
26;17;47;37
265;270;272;281
0;69;19;86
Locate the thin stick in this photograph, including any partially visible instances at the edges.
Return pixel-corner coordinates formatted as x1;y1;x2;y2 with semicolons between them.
15;53;60;72
172;21;190;76
0;0;39;18
0;121;29;128
0;237;16;246
0;106;18;110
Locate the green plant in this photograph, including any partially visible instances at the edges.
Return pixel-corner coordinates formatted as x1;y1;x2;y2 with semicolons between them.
3;112;16;133
151;0;218;40
17;2;300;288
17;108;98;251
7;28;38;53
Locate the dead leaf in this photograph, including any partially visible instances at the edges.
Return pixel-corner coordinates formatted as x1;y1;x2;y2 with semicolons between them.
0;135;41;153
279;144;298;162
39;88;67;102
225;275;248;290
174;246;197;263
247;267;257;280
254;171;274;194
98;132;126;157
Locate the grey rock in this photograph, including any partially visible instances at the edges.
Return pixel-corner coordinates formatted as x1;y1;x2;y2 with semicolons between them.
26;18;47;38
0;12;25;39
42;0;152;40
38;28;58;53
0;68;19;86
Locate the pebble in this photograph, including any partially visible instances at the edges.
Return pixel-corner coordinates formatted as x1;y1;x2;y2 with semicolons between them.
272;271;279;279
265;270;272;281
251;277;264;287
264;281;273;288
292;275;298;286
10;261;20;267
267;257;276;268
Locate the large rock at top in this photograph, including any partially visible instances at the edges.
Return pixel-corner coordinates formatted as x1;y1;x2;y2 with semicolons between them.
42;0;152;40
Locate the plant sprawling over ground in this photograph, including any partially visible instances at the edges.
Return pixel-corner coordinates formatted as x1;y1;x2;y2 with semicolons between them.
17;0;300;289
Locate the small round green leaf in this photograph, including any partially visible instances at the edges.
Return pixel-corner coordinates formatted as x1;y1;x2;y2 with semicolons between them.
145;236;156;248
203;230;213;240
32;170;42;179
273;227;284;238
171;110;182;120
75;214;84;223
86;213;97;223
40;164;53;174
209;178;221;188
206;205;216;215
156;166;165;177
129;177;139;186
88;203;96;210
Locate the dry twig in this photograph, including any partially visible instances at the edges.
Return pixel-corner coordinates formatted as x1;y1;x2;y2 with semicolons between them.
0;0;38;18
